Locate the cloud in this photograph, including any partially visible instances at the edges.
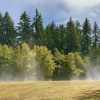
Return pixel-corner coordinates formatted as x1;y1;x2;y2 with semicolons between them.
65;0;100;9
0;0;100;25
23;0;100;25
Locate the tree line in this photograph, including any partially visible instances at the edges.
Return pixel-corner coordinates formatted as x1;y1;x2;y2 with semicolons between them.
0;9;100;80
0;9;100;54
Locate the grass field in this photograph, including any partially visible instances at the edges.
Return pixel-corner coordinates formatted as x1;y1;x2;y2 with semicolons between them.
0;81;100;100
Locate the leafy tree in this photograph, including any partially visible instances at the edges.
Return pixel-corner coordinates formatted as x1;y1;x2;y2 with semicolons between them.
70;53;86;78
53;50;86;80
0;44;15;80
34;46;56;79
81;18;91;54
0;43;37;80
89;48;100;65
18;11;32;43
66;17;80;53
14;43;36;79
53;50;69;79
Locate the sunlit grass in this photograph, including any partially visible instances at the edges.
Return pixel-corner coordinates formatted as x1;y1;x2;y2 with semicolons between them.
0;81;100;100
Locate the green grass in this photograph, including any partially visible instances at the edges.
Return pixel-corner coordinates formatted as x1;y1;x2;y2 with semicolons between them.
0;81;100;100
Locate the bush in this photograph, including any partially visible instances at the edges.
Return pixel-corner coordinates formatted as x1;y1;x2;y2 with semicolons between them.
14;43;37;79
0;43;87;80
0;44;15;80
0;43;38;80
53;51;86;80
89;48;100;65
33;46;56;79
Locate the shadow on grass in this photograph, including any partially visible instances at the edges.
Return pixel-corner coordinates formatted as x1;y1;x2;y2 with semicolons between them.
77;90;100;100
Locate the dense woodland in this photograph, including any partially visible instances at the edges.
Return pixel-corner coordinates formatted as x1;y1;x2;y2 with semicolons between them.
0;9;100;80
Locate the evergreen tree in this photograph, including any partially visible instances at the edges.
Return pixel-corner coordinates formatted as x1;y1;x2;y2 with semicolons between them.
93;22;99;48
3;12;16;46
75;20;82;33
81;18;91;54
57;24;66;52
32;9;44;43
75;20;81;51
66;17;80;53
18;11;32;43
45;21;57;50
0;13;3;44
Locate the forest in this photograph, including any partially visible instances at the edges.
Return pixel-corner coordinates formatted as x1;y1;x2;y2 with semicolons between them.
0;9;100;80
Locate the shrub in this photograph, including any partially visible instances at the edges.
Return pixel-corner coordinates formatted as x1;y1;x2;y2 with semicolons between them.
53;50;86;80
33;46;56;79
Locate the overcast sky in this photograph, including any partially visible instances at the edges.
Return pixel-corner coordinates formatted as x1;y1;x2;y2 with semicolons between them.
0;0;100;25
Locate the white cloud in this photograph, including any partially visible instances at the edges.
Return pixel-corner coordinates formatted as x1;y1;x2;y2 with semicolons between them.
64;0;100;9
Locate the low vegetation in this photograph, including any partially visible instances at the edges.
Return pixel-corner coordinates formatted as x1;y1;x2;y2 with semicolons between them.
0;43;87;80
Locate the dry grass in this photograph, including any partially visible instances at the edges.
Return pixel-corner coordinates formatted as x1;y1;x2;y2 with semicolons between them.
0;81;100;100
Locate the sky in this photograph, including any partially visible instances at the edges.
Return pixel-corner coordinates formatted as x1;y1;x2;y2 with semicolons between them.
0;0;100;25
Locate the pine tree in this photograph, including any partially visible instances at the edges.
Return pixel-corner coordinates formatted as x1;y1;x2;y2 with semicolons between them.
75;20;81;51
3;12;16;46
18;11;32;43
66;17;80;53
45;21;57;50
32;9;44;43
81;18;91;54
75;20;81;33
57;24;66;51
0;13;3;44
93;22;99;49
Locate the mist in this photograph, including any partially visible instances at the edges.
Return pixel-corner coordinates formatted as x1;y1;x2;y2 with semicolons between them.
85;65;100;80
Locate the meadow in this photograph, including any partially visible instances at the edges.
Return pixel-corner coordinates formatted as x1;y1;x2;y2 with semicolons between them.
0;81;100;100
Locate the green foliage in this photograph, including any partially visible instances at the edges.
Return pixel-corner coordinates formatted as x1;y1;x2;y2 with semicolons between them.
18;11;32;43
33;9;44;34
0;44;15;79
0;44;56;80
45;22;57;50
89;48;100;65
14;43;35;78
2;12;16;46
45;22;67;52
57;24;67;51
0;43;37;80
92;22;100;48
81;18;91;54
0;10;99;80
68;53;86;77
53;50;86;80
0;13;3;43
32;9;44;44
33;46;56;79
66;18;80;52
